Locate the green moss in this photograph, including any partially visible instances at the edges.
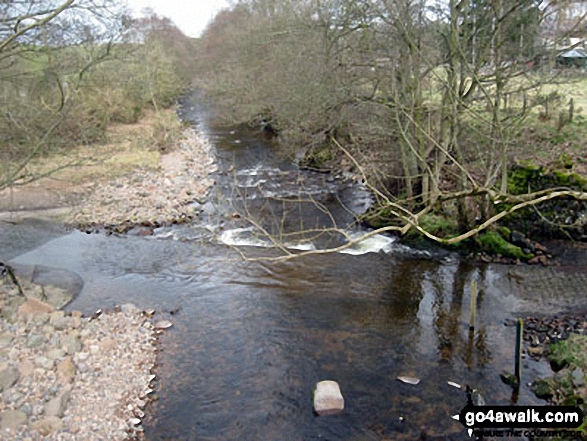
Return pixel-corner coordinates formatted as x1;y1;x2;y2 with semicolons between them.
507;164;544;195
533;378;554;399
418;214;458;237
304;144;335;168
497;226;511;240
548;335;587;370
475;231;532;260
552;170;587;189
538;335;587;430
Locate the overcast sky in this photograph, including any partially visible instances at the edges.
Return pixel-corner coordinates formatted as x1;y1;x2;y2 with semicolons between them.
125;0;231;37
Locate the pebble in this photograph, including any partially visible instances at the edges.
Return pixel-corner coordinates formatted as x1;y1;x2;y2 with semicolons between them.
154;320;172;330
1;279;158;440
69;127;215;232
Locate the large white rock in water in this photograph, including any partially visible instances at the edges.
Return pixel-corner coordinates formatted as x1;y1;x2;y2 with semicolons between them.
313;380;344;416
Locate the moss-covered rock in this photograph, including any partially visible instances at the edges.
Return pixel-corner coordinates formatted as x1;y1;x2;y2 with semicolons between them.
475;231;532;260
505;163;587;240
532;334;587;438
533;378;555;400
548;334;587;372
497;226;512;241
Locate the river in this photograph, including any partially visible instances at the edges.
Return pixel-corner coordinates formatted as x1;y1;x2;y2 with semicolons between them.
2;94;587;440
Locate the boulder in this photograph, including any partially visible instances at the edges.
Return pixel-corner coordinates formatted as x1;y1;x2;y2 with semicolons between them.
313;380;344;416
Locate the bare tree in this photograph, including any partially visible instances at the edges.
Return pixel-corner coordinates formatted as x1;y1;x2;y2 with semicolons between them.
196;0;587;258
0;0;127;192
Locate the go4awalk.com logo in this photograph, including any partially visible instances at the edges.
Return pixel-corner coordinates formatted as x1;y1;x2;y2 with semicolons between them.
452;403;583;438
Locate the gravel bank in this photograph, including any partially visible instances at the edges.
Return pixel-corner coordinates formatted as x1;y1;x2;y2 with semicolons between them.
68;127;216;232
0;276;165;440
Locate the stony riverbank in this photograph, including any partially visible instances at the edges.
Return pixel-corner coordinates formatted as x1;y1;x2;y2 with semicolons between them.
0;274;166;440
68;127;216;233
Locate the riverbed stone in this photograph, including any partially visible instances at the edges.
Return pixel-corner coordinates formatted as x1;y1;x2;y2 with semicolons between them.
45;387;71;417
57;357;76;383
34;356;54;370
0;409;27;430
0;333;12;348
49;311;65;323
47;348;65;360
18;361;35;377
61;334;82;354
121;303;140;314
31;415;63;435
572;368;585;387
26;334;45;349
18;298;54;316
31;312;49;325
0;366;19;392
313;380;344;416
55;317;72;330
99;337;117;352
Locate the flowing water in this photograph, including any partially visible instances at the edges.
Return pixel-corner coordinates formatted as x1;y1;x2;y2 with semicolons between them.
2;94;587;440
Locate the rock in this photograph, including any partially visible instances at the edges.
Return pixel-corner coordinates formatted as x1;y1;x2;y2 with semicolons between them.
61;334;82;354
0;366;19;392
49;311;65;323
0;409;27;430
121;303;140;314
18;360;35;377
527;346;544;358
313;380;345;416
57;357;76;383
0;333;12;348
45;387;71;417
533;379;554;399
71;310;83;318
500;371;519;389
76;352;90;361
26;334;45;349
528;255;548;265
47;348;65;360
154;320;172;329
32;312;50;325
34;356;54;370
572;368;585;388
471;389;486;406
31;416;63;435
99;337;117;352
52;317;72;330
17;298;54;316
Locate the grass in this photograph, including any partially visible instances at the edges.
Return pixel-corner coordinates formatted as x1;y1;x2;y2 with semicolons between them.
2;108;182;191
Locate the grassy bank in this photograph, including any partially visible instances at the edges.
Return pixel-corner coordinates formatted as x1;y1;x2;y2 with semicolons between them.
0;108;184;214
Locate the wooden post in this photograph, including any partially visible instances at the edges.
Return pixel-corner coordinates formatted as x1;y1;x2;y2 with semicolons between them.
469;281;477;331
569;98;574;123
514;318;523;388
